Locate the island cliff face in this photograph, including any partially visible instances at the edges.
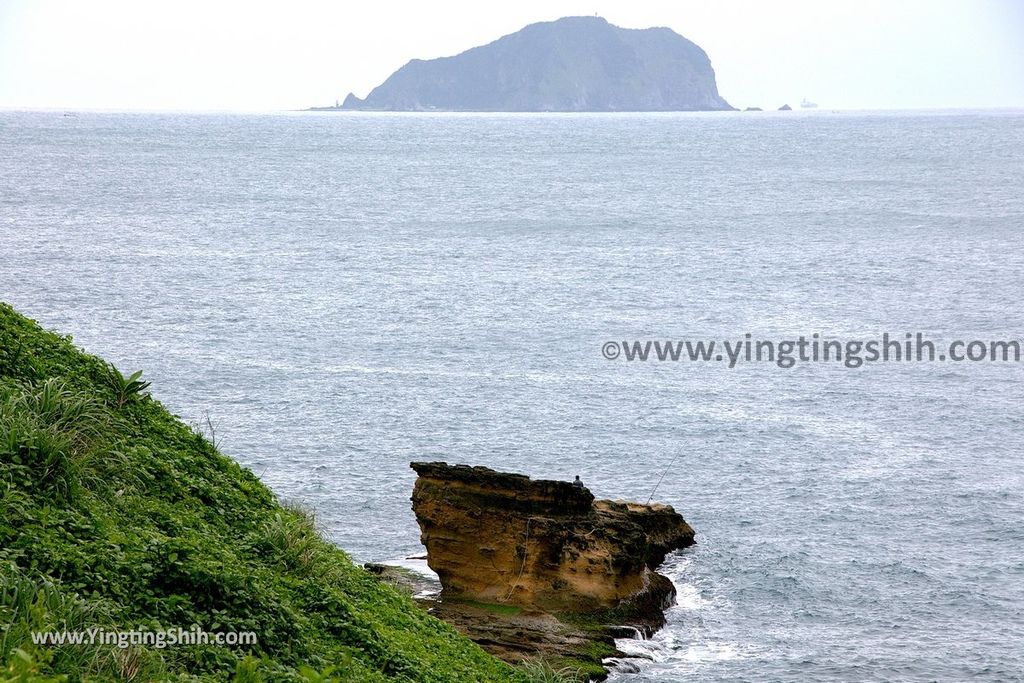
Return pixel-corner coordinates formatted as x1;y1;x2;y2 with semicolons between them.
409;462;695;613
343;17;733;112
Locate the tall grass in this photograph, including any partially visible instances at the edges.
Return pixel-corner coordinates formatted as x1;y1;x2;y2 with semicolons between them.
520;659;586;682
258;504;324;577
0;572;170;682
0;379;108;503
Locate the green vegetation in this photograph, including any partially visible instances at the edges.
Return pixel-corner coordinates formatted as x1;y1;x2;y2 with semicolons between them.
516;661;580;683
534;651;608;682
451;602;521;617
543;615;621;681
0;303;530;682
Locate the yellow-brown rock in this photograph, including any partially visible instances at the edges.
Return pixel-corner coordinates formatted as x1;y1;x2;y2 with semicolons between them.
409;462;695;613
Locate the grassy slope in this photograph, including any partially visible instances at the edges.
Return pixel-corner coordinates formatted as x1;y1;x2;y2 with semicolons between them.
0;303;525;683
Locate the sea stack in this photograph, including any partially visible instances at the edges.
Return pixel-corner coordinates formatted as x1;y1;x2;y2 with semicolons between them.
409;462;695;614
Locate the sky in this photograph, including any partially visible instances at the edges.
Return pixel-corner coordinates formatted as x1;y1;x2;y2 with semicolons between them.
0;0;1022;111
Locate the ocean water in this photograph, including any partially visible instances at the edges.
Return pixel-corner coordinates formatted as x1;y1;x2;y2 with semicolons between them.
2;110;1023;681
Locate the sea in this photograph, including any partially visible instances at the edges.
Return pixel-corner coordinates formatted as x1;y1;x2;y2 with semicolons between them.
1;109;1022;681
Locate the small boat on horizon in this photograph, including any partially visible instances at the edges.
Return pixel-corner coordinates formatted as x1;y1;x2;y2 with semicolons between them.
800;98;818;109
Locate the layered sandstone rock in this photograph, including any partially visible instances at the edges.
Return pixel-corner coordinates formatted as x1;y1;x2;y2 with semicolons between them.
409;462;695;614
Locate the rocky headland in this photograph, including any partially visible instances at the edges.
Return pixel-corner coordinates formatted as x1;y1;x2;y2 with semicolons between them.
402;462;696;678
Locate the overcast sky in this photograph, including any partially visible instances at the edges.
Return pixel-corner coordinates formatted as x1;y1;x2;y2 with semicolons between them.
1;0;1022;111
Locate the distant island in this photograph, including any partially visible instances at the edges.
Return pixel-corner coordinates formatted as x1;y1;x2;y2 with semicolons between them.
314;16;734;112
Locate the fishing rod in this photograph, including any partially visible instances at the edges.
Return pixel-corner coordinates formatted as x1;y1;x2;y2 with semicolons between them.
646;451;681;505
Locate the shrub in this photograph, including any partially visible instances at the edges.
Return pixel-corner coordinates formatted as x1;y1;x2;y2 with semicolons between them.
101;364;151;409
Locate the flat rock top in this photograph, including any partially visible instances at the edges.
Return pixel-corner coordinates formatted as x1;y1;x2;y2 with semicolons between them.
411;461;595;511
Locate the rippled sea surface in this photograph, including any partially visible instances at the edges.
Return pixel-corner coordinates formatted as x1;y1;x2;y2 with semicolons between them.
2;110;1023;681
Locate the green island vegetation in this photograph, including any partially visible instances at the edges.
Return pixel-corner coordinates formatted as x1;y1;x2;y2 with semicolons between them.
0;303;570;682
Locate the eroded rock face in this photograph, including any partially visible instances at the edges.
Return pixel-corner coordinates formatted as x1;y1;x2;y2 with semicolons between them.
410;462;695;613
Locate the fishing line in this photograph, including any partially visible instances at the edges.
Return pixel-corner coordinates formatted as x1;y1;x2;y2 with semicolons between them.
647;451;681;505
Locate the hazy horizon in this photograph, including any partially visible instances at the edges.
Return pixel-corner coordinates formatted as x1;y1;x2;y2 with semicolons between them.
1;0;1023;112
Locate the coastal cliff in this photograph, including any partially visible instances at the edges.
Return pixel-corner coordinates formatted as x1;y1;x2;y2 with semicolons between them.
408;462;695;678
340;16;733;112
410;462;694;611
0;304;526;683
